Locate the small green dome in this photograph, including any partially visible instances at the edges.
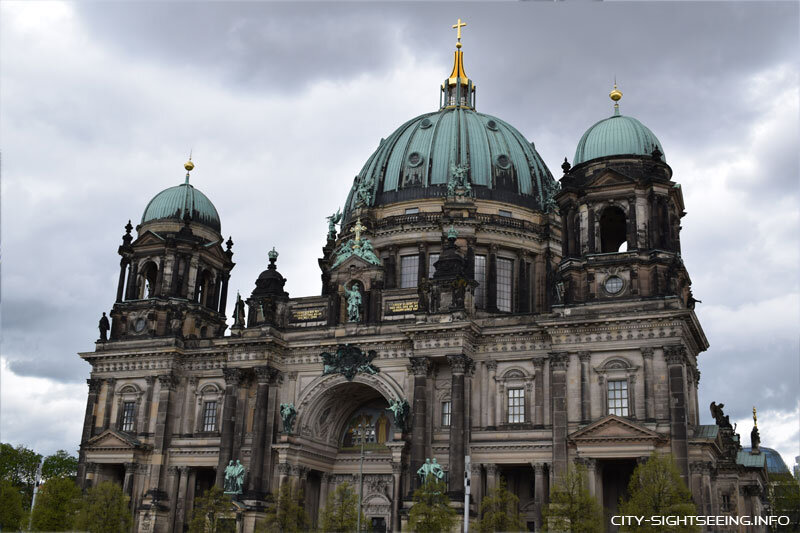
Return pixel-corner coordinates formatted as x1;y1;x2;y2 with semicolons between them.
345;108;556;214
141;180;221;232
573;112;665;166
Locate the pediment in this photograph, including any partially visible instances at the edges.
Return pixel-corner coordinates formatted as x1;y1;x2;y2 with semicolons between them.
586;169;636;189
331;253;382;272
131;231;166;247
569;415;664;444
84;429;146;451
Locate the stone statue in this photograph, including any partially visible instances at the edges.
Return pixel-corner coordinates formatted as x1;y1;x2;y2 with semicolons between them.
386;398;410;431
709;401;731;428
232;292;246;328
223;459;245;495
356;175;374;206
326;209;342;241
280;403;297;434
358;239;381;265
345;283;362;322
417;458;445;484
98;312;110;342
447;163;472;196
750;425;760;451
417;458;433;484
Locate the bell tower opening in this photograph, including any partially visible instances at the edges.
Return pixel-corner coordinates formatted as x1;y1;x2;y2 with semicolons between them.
600;206;628;253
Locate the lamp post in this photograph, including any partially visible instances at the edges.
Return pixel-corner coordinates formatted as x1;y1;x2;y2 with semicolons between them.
356;421;373;533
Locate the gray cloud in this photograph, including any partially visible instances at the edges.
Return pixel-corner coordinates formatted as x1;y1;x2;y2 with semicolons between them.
1;1;797;460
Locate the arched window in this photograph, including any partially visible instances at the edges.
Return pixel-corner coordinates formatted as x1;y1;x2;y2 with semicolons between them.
139;261;158;299
600;206;628;253
195;270;214;306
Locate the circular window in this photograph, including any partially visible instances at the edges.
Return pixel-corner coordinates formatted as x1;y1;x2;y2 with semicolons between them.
407;152;423;167
496;154;511;169
604;276;624;295
420;118;432;129
486;120;498;131
134;318;146;332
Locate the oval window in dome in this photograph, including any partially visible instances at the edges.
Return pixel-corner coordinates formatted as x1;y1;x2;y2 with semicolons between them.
420;118;432;129
496;154;511;169
408;152;423;167
604;276;624;295
486;120;498;131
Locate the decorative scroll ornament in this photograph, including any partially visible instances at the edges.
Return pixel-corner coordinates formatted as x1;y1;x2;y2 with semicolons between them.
386;398;410;431
320;344;379;381
280;403;297;434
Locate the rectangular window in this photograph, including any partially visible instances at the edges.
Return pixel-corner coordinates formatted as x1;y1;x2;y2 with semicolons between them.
721;494;731;512
508;389;525;424
607;380;629;416
121;401;136;432
428;253;439;278
202;401;218;432
474;255;487;309
405;207;420;215
441;401;451;427
497;258;513;312
499;209;513;218
400;255;419;289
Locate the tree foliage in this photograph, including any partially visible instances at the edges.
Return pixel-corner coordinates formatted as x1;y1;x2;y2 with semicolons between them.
543;463;604;533
256;481;310;533
407;478;457;533
0;479;24;531
74;481;133;533
618;453;699;533
30;476;82;531
768;472;800;532
318;481;367;532
0;442;42;509
41;450;79;482
188;486;233;533
477;477;524;532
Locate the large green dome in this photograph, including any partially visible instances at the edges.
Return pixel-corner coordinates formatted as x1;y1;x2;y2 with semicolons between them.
344;107;556;214
141;176;221;232
573;111;665;166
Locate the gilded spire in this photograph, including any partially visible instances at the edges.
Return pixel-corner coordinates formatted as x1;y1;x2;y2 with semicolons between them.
184;153;194;184
752;406;757;428
448;18;470;86
441;18;475;109
610;80;622;116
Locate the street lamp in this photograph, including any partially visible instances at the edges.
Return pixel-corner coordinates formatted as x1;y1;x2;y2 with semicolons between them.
356;421;374;533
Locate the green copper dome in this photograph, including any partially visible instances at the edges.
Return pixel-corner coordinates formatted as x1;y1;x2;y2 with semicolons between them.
573;110;665;166
141;172;221;232
344;107;556;214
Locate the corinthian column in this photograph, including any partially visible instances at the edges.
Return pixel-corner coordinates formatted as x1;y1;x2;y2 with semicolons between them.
549;352;569;479
447;354;471;497
410;357;431;485
249;366;276;495
216;368;242;487
486;360;497;429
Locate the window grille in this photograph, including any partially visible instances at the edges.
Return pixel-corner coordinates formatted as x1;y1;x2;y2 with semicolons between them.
400;255;419;288
202;401;218;432
497;258;513;312
607;380;629;416
508;388;524;423
121;401;136;432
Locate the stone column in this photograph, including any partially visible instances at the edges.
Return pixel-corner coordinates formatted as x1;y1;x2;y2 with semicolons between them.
154;257;165;297
123;462;136;498
471;361;482;429
627;196;638;249
470;462;483;515
447;354;470;497
125;260;138;300
175;466;190;532
641;348;655;421
139;376;155;436
249;366;275;495
391;463;402;532
550;352;569;480
319;473;331;516
486;360;497;429
587;205;596;253
78;379;102;487
533;462;547;531
101;378;116;430
277;463;291;490
628;373;638;420
665;346;689;480
116;259;129;302
150;374;176;491
486;464;499;491
216;368;242;487
182;377;198;436
410;357;431;487
167;466;180;529
219;273;230;315
579;352;591;423
533;358;544;427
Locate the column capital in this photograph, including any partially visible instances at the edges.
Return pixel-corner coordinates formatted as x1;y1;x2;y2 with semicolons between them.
578;351;591;362
410;356;432;376
532;357;545;370
145;375;156;385
277;462;291;476
87;378;103;394
640;347;655;359
574;457;596;470
255;365;279;384
124;462;137;473
391;462;402;474
158;373;178;391
486;359;498;371
222;367;243;386
470;463;482;476
531;462;547;474
549;352;569;371
447;354;472;375
663;345;687;366
168;466;180;476
105;377;117;386
485;463;499;475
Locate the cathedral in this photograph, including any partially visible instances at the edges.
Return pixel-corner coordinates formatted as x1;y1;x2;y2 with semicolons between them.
77;25;770;533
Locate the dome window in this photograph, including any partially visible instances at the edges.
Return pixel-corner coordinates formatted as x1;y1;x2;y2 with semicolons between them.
604;275;624;295
407;152;423;168
486;120;499;131
496;154;511;169
420;118;432;129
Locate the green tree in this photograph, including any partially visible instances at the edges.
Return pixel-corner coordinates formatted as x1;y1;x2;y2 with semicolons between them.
477;477;524;532
318;481;366;532
618;453;699;533
0;479;24;531
0;443;42;508
41;450;79;482
74;481;133;533
543;464;603;533
30;476;82;531
407;478;457;533
188;486;233;533
256;481;310;533
768;472;800;532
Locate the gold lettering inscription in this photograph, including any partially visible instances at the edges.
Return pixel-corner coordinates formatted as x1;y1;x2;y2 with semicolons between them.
388;300;419;313
292;308;323;321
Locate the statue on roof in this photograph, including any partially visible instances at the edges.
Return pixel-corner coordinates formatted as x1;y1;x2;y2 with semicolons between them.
710;401;732;429
345;283;362;322
326;209;342;241
447;163;472;197
98;312;110;342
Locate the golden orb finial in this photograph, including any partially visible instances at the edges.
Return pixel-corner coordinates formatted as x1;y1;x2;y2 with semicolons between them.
610;82;623;102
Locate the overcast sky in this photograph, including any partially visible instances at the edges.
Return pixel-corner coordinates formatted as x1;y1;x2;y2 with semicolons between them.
1;1;798;467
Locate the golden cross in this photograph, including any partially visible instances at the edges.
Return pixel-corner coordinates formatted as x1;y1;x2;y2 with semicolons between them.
752;406;757;427
452;18;467;47
351;217;367;243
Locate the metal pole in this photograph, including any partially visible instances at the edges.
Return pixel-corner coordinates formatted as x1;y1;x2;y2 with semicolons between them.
28;460;43;531
357;422;366;533
464;455;471;533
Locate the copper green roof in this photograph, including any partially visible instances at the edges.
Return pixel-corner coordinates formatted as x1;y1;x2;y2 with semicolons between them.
693;425;720;439
736;449;767;469
141;176;221;232
573;110;665;166
344;107;556;214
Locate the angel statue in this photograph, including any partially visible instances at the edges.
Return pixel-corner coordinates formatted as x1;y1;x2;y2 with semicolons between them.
326;209;342;241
